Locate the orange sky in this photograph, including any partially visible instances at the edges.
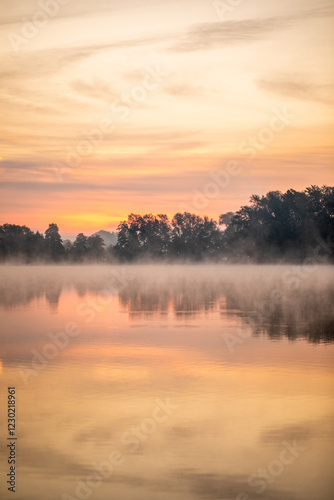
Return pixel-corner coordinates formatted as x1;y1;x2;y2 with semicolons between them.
0;0;333;237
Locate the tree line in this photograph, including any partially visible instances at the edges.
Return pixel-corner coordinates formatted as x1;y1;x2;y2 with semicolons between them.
1;185;333;263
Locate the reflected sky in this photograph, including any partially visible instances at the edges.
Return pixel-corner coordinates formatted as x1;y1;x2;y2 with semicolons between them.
0;264;333;342
0;265;333;500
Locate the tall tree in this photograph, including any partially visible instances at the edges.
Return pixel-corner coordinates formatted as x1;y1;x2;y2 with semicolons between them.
87;234;105;260
115;213;171;259
44;223;65;261
72;233;89;261
0;224;33;260
170;212;222;259
220;186;334;260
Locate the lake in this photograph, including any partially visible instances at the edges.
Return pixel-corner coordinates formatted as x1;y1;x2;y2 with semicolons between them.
0;265;333;500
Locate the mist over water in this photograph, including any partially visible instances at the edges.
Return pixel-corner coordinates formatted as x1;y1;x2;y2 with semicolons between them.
0;264;333;500
1;264;333;342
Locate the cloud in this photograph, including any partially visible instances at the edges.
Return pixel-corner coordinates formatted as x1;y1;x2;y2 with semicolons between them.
0;171;210;194
168;5;334;52
0;0;124;26
0;47;98;83
69;78;117;102
171;19;286;52
257;77;334;105
0;0;183;27
0;160;49;172
164;84;207;97
0;36;166;103
2;3;332;91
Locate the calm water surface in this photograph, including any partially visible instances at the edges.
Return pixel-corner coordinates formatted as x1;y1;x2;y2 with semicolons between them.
0;265;333;500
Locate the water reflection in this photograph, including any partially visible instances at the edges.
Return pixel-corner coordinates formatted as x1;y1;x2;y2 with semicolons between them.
0;265;334;500
1;265;333;342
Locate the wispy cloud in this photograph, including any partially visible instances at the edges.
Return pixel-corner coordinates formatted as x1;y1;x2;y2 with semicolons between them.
164;84;207;97
1;1;333;230
69;78;117;102
257;77;334;105
0;0;185;27
169;5;334;52
0;0;128;26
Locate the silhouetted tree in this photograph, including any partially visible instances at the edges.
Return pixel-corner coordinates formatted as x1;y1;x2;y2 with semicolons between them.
44;223;65;261
115;213;171;259
170;212;222;259
0;224;34;260
219;212;235;227
87;234;105;260
72;233;89;261
63;239;73;255
0;185;332;262
220;186;334;260
25;231;45;261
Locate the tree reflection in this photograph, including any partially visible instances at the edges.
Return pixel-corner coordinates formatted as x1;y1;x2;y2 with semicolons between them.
0;266;333;342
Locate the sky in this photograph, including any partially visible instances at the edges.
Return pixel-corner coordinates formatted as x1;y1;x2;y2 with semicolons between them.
0;0;333;237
